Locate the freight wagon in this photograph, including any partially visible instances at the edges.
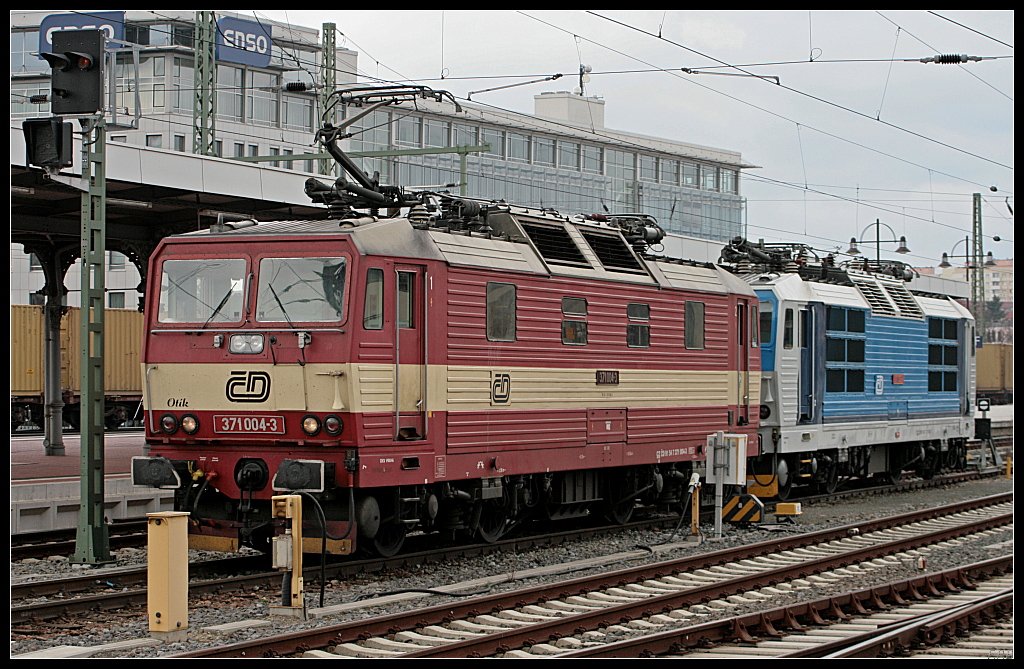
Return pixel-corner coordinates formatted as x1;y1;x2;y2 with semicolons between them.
11;304;144;431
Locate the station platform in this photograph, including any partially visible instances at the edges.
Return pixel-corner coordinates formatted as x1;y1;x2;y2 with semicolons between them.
10;431;173;534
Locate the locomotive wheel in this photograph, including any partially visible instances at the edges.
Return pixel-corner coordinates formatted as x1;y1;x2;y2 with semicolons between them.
818;465;839;495
883;463;905;485
371;522;407;557
474;500;507;544
776;476;794;501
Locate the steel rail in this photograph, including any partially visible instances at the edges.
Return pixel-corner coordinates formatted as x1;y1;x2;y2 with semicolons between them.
170;493;1011;658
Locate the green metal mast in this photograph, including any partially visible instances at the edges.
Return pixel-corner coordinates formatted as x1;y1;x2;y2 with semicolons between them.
72;116;112;564
319;23;337;177
193;11;217;155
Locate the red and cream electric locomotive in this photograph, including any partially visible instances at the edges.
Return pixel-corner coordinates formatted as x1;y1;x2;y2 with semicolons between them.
131;87;761;556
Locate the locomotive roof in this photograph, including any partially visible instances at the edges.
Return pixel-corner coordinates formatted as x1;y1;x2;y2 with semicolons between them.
745;270;972;321
174;211;755;298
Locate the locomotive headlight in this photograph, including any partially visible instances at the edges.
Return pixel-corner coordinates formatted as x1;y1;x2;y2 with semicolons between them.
760;405;771;420
324;415;343;435
160;414;179;434
181;414;199;434
302;415;321;436
229;333;264;354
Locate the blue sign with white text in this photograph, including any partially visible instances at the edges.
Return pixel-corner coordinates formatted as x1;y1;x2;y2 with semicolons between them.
38;11;125;55
216;16;272;67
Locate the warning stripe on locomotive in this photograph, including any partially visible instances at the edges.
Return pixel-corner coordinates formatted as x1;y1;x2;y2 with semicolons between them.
722;493;764;524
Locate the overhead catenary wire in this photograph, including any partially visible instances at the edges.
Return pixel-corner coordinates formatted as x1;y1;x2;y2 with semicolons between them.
41;9;1007;249
582;10;1012;169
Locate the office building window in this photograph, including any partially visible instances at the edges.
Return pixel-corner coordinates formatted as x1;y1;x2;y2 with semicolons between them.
703;165;719;191
558;141;580;170
397;114;422;146
174;135;186;152
480;127;505;158
582;145;602;173
425;119;449;147
246;70;279;126
146;134;163;148
108;292;126;308
218;65;244;121
533;137;555;166
682;163;699;187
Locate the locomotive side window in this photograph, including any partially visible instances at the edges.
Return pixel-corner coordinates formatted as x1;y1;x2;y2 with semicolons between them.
486;282;516;342
256;257;346;323
562;297;587;316
927;317;959;392
158;258;245;324
684;301;705;350
627;302;650;348
363;268;384;330
824;306;867;393
562;320;588;345
397;271;415;328
561;295;589;345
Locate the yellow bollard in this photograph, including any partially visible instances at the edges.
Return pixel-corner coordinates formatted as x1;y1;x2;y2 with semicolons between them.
269;494;306;619
147;511;190;641
1007;455;1013;479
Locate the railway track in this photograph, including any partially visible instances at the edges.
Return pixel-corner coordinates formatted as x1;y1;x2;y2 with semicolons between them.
169;492;1012;658
556;556;1013;658
12;464;1008;562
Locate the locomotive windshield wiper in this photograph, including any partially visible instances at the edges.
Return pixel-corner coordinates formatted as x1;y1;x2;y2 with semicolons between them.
202;288;235;330
268;283;308;367
267;283;296;329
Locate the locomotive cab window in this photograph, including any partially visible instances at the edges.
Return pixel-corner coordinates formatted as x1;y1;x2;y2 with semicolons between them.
397;271;415;328
486;282;516;342
158;258;246;324
256;257;346;323
758;301;773;345
363;268;384;330
783;308;794;349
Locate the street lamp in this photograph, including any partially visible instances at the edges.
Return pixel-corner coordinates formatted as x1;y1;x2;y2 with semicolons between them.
846;218;911;269
940;234;1001;341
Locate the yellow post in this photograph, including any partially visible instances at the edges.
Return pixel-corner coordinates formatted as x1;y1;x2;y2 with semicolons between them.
269;494;306;619
1007;455;1013;479
147;511;190;641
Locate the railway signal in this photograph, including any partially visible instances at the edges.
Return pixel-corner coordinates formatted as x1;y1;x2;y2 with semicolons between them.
40;29;104;116
22;117;73;169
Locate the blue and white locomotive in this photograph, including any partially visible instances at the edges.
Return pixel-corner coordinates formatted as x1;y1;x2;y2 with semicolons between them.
720;239;975;498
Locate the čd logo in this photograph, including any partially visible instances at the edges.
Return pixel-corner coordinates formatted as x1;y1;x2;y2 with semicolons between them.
226;370;271;403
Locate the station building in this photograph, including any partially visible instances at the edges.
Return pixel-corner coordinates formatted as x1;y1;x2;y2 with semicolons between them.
11;10;751;307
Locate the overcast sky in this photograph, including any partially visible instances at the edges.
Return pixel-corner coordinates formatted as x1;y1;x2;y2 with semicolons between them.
261;10;1013;268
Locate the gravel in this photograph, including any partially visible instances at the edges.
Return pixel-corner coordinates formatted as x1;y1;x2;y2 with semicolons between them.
10;476;1013;658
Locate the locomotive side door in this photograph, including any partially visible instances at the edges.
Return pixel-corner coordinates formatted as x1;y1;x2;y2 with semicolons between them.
736;299;750;425
393;264;427;440
798;307;814;423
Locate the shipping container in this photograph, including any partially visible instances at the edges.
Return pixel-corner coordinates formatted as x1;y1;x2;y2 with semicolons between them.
976;342;1013;404
11;304;144;430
